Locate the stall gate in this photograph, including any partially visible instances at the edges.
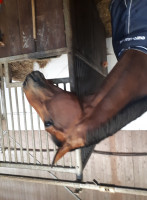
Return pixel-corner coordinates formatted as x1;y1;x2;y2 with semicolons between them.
0;62;82;181
1;62;147;199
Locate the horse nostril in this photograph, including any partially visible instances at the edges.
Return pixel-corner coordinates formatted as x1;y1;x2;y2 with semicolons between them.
44;120;54;127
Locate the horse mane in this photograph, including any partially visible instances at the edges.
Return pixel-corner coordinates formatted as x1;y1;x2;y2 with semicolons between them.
85;96;147;146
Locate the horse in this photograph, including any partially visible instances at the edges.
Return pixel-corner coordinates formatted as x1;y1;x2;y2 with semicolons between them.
23;0;147;163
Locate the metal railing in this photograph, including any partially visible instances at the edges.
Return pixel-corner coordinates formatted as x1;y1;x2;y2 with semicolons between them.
0;62;82;178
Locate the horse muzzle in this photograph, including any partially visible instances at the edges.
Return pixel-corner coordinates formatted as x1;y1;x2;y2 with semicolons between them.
23;71;46;89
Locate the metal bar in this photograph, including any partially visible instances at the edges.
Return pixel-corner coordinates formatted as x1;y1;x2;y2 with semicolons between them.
63;83;66;91
8;88;17;162
56;82;66;167
61;151;65;167
75;149;83;181
69;152;73;167
46;131;50;165
37;115;43;165
53;143;57;166
62;152;65;167
1;79;12;162
0;66;5;161
15;87;24;163
3;147;55;152
21;88;30;163
0;130;6;162
1;174;147;196
5;78;70;88
65;78;73;168
0;162;76;173
50;78;69;84
6;82;22;88
29;105;36;164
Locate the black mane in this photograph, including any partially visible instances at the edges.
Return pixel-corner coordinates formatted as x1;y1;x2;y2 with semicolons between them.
86;96;147;146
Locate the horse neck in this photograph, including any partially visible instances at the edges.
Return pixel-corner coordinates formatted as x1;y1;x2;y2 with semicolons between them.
85;96;147;146
82;50;147;145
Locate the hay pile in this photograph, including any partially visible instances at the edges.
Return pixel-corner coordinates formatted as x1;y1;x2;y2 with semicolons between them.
95;0;112;37
10;59;49;82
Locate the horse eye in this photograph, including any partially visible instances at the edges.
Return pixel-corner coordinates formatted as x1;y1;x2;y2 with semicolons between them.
44;120;54;127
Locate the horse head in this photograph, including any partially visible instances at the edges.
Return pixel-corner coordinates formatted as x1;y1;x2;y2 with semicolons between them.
23;71;87;163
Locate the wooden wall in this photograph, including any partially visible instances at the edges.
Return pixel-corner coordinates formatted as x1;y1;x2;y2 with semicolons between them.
0;0;66;58
71;0;107;76
0;130;147;200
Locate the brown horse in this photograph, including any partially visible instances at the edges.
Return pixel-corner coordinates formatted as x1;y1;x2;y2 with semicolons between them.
23;49;147;163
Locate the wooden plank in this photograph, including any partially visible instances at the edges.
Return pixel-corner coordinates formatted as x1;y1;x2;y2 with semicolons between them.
132;131;147;200
0;168;76;200
0;0;20;58
92;147;111;200
112;131;134;200
93;131;137;200
82;155;94;200
0;0;66;58
17;0;35;54
0;0;21;57
35;0;66;52
0;1;9;57
122;131;136;200
0;0;33;57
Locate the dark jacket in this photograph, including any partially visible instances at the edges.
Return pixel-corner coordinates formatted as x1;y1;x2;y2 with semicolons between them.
110;0;147;59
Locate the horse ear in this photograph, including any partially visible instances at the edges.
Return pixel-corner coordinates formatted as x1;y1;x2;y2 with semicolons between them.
52;144;71;165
